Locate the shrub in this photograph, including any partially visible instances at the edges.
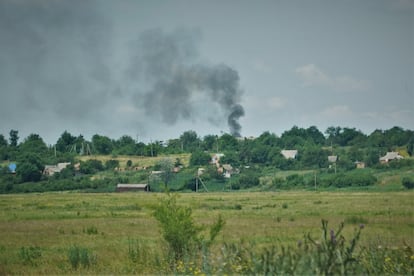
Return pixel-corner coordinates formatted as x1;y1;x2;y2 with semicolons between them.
402;177;414;189
238;173;260;189
189;150;211;166
105;159;119;170
321;171;377;188
153;193;225;262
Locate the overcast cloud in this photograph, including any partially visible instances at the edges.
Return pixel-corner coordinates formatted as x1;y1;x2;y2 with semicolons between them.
0;0;413;144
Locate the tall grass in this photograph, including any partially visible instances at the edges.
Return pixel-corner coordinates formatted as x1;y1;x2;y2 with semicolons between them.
0;191;412;274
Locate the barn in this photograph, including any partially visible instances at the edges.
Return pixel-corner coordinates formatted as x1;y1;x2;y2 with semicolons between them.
116;184;150;192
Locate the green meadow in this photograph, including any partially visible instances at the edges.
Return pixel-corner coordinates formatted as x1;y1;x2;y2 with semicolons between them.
0;190;413;274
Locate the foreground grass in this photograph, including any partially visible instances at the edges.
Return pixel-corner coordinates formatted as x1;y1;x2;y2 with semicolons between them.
0;191;412;274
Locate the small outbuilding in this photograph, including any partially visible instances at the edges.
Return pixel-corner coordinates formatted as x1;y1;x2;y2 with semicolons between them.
281;150;298;159
116;184;150;192
328;155;338;163
379;152;403;163
355;161;366;169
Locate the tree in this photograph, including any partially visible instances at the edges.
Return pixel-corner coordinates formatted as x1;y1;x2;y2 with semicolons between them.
105;159;120;170
300;146;329;168
202;134;218;151
92;134;113;155
156;158;175;188
256;131;279;147
165;138;182;153
179;130;200;152
0;134;7;147
19;134;49;155
55;131;76;153
16;153;44;182
113;135;136;155
305;126;325;145
0;134;8;160
325;126;342;145
218;133;239;152
189;150;211;166
79;159;104;174
9;129;19;147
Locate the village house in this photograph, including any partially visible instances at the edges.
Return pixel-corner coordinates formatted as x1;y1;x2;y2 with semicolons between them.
116;184;150;192
211;153;225;167
281;150;298;159
222;164;234;178
43;162;71;176
379;152;404;163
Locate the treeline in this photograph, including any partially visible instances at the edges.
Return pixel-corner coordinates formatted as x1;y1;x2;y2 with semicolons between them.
0;126;413;190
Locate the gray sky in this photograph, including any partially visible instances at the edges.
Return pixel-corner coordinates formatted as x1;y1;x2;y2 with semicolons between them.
0;0;413;144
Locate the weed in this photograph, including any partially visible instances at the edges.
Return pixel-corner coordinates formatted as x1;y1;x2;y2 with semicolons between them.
67;245;96;269
128;238;152;265
19;246;41;266
282;203;288;209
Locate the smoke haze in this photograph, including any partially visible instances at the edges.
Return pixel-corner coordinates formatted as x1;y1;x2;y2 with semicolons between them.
128;28;245;137
0;1;245;141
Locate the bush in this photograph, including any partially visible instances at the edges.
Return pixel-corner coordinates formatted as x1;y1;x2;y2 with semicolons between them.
105;159;119;170
320;171;377;188
189;150;211;166
79;160;104;174
402;177;414;189
238;173;260;189
153;194;225;262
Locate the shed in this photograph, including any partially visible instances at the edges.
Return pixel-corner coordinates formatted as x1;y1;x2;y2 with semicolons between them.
281;150;298;159
116;184;150;192
379;152;403;163
328;155;338;163
355;161;365;169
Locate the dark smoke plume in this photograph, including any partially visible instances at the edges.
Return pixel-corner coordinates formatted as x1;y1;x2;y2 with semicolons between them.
129;28;245;137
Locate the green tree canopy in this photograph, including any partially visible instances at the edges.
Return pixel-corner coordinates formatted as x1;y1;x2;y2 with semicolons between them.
92;134;113;155
190;150;211;166
56;131;76;153
9;129;19;147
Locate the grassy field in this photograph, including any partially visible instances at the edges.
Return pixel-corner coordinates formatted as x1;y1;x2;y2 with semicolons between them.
0;190;412;274
78;153;191;168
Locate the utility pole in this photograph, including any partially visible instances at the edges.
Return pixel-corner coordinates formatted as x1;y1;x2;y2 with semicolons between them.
314;170;317;190
150;139;154;157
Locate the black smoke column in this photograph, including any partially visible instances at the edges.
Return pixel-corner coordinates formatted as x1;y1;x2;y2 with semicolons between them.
129;28;245;136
